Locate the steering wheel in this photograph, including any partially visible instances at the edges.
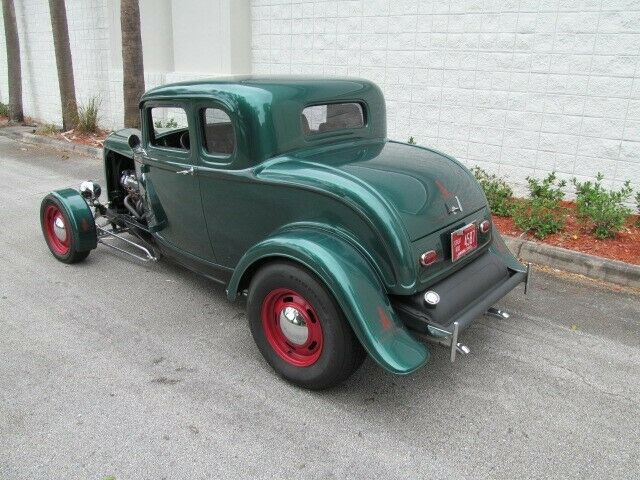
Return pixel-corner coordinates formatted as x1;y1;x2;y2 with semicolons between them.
179;131;190;150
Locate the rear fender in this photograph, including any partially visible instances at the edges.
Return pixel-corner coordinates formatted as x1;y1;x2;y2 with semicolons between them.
49;188;97;251
227;228;430;374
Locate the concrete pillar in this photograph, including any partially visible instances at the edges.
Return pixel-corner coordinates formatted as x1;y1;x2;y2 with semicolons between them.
140;0;174;72
170;0;250;75
108;0;175;74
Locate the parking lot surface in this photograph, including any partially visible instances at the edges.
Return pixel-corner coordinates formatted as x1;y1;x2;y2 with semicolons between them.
0;136;638;479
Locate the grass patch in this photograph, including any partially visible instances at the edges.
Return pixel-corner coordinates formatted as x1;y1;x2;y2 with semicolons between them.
35;123;61;135
76;96;100;134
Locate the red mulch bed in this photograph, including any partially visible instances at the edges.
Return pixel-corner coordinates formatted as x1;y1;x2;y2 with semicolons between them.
44;129;111;148
493;201;640;265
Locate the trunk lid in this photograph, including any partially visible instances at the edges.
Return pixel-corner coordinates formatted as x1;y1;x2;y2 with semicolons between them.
299;140;487;241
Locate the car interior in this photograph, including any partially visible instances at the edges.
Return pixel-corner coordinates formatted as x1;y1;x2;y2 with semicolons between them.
202;122;234;155
302;103;364;135
151;122;235;156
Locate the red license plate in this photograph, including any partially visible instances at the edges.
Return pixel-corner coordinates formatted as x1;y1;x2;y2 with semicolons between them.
451;223;478;262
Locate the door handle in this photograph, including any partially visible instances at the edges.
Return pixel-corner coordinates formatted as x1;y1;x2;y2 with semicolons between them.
176;166;194;175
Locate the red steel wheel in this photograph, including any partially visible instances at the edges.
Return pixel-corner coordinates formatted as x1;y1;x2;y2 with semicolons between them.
40;195;92;264
43;204;70;256
248;261;366;389
261;288;323;367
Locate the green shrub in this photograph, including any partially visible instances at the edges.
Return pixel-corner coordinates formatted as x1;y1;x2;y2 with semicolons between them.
513;172;567;239
572;173;633;239
526;171;566;202
0;102;8;117
76;96;100;134
154;118;178;129
513;199;566;239
471;166;515;216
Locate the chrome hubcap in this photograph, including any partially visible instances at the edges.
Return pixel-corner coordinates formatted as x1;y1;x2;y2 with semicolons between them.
278;306;308;345
53;215;67;242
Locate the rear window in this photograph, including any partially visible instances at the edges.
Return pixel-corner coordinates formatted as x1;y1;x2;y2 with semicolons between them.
301;102;364;135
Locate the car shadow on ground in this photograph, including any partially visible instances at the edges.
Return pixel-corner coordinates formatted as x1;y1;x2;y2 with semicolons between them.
80;245;630;422
132;253;516;404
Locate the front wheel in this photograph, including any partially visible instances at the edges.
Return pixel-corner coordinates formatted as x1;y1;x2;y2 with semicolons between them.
247;261;366;390
40;195;91;264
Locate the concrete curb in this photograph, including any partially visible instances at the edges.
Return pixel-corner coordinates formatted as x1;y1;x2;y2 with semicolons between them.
0;126;102;159
504;236;640;289
1;126;638;288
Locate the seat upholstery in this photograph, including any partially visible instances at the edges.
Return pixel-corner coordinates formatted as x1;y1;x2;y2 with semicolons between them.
318;103;362;132
203;123;234;155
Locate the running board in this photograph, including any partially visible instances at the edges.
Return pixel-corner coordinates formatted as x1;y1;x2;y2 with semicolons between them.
96;226;158;262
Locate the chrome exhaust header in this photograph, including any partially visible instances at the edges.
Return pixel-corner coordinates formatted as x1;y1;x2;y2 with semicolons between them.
96;225;158;262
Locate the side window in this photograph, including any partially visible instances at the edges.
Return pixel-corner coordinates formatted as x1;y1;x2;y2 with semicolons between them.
301;102;364;135
201;108;235;156
149;106;190;150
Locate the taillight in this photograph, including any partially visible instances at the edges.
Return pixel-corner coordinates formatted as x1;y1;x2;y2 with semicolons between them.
479;220;491;234
420;250;438;266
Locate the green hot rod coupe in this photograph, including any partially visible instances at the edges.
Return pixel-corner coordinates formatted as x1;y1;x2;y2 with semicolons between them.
40;77;530;389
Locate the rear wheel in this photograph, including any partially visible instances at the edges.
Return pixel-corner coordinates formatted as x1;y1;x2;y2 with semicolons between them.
247;261;366;390
40;196;91;264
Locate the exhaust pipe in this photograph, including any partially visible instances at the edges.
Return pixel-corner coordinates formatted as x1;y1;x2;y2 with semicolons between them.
413;321;471;362
456;343;470;355
485;307;510;319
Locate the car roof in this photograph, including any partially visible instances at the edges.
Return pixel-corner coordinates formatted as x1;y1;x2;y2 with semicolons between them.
142;75;379;102
141;76;387;166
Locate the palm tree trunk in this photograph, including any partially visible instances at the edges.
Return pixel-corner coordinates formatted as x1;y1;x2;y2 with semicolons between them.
121;0;145;128
48;0;77;130
2;0;23;123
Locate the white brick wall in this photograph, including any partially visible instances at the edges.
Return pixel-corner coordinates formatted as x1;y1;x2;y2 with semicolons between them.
0;0;251;130
0;0;130;128
1;0;638;193
0;0;116;125
251;0;640;193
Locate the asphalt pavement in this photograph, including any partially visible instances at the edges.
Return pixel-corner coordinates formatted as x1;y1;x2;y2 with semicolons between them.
0;136;638;479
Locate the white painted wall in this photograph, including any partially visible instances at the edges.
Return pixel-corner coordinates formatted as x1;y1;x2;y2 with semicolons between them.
1;0;638;191
140;0;174;72
0;0;251;129
170;0;250;74
251;0;640;192
0;0;112;126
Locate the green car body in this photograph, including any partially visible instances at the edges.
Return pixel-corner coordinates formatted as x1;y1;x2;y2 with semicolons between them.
88;76;527;375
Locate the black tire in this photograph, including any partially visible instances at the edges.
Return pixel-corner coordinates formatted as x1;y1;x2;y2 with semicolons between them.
40;195;91;264
247;261;366;390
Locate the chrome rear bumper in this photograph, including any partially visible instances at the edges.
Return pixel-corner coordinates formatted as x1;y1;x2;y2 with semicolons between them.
392;250;531;362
